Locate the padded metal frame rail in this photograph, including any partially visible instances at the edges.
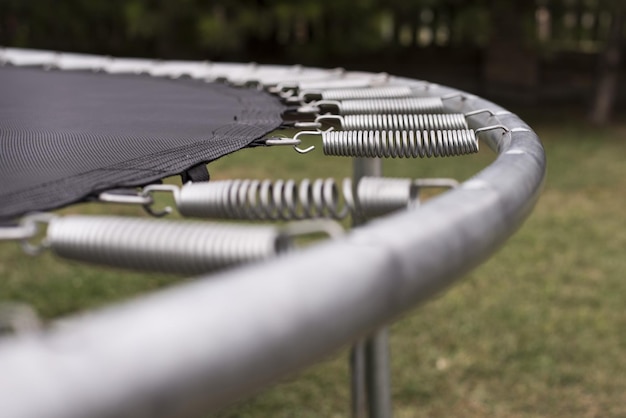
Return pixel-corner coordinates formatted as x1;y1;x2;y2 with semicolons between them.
0;62;545;418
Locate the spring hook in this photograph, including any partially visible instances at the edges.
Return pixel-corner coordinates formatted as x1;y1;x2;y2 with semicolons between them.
0;213;56;255
464;109;513;118
246;136;306;150
440;92;477;102
474;125;510;135
99;189;153;206
301;97;445;115
0;220;38;242
141;184;181;217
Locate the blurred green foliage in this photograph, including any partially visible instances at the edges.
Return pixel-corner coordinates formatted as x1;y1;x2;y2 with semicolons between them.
0;0;526;61
1;0;621;64
0;0;397;60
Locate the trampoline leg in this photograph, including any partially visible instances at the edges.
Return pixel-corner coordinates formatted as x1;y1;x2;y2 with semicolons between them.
350;157;392;418
365;328;392;418
350;341;368;418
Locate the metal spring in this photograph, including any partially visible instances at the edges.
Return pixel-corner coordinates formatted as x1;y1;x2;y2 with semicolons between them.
294;75;388;92
312;97;445;115
174;177;422;221
354;177;421;218
321;129;478;158
318;113;468;131
303;86;416;102
268;71;345;93
46;216;292;275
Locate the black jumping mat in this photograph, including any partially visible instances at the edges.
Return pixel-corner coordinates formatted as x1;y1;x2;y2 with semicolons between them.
0;65;286;221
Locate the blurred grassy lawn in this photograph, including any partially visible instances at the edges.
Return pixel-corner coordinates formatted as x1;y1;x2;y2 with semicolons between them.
1;109;625;417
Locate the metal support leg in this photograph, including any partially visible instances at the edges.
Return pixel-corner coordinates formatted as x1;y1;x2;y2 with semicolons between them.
350;340;368;418
351;157;392;418
365;328;392;418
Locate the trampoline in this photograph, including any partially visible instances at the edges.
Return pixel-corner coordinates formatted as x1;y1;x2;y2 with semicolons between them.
0;47;546;418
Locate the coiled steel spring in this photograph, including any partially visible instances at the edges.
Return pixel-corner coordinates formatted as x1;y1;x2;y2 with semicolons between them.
294;75;388;92
316;113;468;131
301;85;418;102
46;216;292;275
177;178;353;220
320;129;478;158
311;97;445;115
150;177;431;221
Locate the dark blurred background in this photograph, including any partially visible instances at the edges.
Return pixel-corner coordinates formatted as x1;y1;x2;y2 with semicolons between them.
1;0;624;123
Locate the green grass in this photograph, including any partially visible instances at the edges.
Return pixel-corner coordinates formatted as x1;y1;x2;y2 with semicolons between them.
1;111;625;417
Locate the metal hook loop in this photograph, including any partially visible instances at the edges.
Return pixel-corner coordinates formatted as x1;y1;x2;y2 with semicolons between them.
141;184;180;217
475;125;511;135
441;92;473;101
293;128;335;154
314;114;344;129
464;109;513;118
293;121;323;129
0;221;38;242
307;100;341;113
99;190;153;206
19;213;57;256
